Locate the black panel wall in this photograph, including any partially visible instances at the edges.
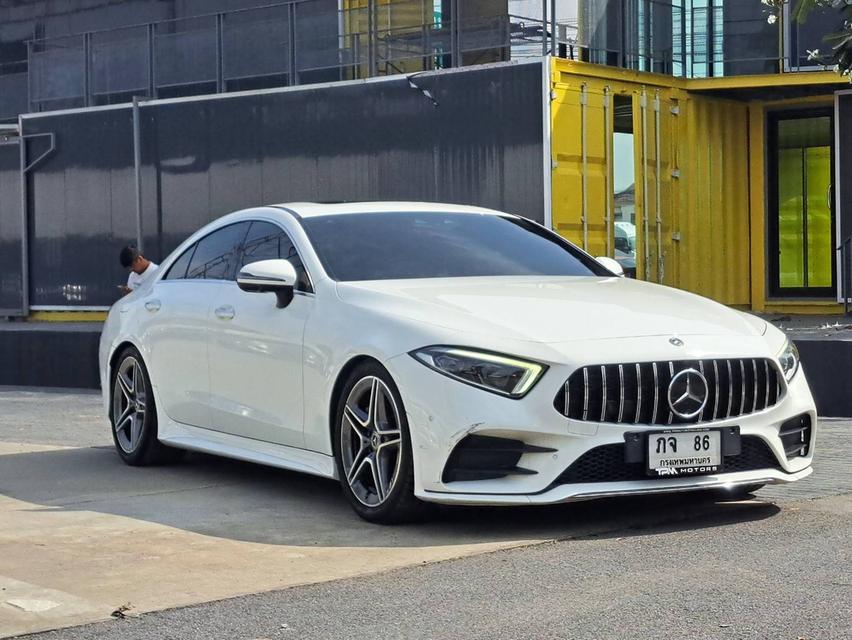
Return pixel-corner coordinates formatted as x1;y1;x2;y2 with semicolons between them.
0;141;23;314
23;109;137;307
20;60;545;307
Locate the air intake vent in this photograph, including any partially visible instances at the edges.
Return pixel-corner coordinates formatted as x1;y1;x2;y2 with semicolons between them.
442;435;555;483
779;414;812;459
553;436;781;485
554;359;783;426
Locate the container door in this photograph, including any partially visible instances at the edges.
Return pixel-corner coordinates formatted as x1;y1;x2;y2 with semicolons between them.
634;89;676;285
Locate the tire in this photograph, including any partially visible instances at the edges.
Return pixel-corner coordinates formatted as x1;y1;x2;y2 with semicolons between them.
110;346;184;466
333;361;426;524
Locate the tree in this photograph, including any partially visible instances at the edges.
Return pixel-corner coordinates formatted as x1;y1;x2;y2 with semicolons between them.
764;0;852;74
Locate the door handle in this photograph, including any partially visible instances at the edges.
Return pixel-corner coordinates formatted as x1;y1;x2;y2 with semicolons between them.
214;305;235;320
144;299;161;313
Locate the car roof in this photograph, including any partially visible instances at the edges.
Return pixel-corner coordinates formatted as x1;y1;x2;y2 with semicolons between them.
271;201;511;219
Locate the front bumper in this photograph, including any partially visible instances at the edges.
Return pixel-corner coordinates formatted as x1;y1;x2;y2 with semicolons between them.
419;466;813;506
386;344;817;506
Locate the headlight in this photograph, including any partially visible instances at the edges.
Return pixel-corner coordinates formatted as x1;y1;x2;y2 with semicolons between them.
410;346;547;398
777;339;800;382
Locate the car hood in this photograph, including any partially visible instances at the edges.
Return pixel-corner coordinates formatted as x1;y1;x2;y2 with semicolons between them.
335;276;766;344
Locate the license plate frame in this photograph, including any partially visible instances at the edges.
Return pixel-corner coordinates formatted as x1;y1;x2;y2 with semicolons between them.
646;428;723;477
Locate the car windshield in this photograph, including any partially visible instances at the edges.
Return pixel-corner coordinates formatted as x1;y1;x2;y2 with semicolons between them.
301;211;608;282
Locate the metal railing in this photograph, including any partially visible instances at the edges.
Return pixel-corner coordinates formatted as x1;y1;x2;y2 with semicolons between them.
4;0;845;117
20;2;561;114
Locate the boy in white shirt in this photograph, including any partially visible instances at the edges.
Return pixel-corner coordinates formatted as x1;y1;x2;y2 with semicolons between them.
119;245;159;295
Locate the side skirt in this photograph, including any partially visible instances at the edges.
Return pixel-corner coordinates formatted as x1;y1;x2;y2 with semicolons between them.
158;418;338;480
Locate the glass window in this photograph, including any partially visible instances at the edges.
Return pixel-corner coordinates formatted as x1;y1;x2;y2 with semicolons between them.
239;220;312;291
186;222;250;281
301;212;608;282
163;243;196;280
774;115;833;293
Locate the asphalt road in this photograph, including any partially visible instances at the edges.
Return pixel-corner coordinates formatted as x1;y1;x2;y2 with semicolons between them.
2;389;850;640
26;494;851;640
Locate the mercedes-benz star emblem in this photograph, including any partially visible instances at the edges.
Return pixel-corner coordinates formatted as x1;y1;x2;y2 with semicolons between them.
667;368;709;419
669;337;684;347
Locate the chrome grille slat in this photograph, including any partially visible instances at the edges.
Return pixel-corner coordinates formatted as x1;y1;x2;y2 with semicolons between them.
726;360;734;418
558;358;783;426
752;359;759;413
712;360;720;420
652;363;659;424
634;363;642;424
667;361;675;425
764;360;770;408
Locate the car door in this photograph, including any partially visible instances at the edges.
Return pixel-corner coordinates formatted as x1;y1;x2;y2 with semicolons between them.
206;219;314;447
137;222;248;428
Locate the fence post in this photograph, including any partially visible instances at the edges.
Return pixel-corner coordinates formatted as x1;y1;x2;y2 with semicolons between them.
147;23;156;98
26;40;34;113
288;2;298;85
132;96;144;254
551;0;557;56
452;0;461;67
83;32;91;107
216;13;225;93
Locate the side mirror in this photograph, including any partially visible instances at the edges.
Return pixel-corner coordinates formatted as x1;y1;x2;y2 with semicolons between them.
237;259;297;308
595;256;625;277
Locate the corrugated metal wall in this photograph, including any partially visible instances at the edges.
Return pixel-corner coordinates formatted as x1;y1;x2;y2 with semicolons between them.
19;61;544;308
550;59;751;306
677;95;751;305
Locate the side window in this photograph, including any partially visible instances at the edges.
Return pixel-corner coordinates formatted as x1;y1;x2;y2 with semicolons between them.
186;222;250;281
240;220;312;292
240;221;286;266
163;243;197;280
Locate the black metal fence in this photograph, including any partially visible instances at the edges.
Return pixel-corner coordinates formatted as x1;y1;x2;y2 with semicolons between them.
18;1;554;116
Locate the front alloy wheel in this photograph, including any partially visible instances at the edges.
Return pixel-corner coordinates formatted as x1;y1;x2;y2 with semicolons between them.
340;376;403;507
334;362;424;523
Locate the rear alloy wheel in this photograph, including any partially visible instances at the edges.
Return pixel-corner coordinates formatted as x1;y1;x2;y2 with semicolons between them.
110;347;183;466
334;363;424;523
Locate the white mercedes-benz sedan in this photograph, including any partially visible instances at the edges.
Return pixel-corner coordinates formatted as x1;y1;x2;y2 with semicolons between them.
99;202;816;523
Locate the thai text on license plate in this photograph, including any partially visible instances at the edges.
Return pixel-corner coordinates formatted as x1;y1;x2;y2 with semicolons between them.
647;429;722;477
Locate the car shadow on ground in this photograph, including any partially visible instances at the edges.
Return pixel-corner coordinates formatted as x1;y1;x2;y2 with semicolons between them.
0;445;781;547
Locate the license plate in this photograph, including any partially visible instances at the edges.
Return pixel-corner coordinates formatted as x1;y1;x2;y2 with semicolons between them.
647;429;722;477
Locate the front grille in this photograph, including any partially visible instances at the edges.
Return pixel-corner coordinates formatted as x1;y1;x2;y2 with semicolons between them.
554;358;783;426
554;436;781;485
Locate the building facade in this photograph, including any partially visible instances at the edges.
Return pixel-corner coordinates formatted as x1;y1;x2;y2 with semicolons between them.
0;0;850;319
